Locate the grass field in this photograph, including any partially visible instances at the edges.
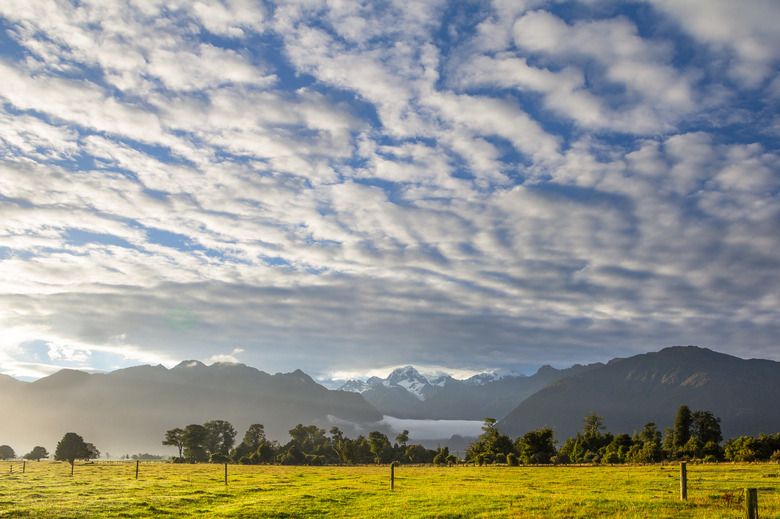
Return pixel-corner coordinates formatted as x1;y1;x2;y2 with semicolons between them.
1;461;779;518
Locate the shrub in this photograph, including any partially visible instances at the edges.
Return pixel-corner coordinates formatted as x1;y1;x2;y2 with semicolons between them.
209;452;229;464
506;453;519;467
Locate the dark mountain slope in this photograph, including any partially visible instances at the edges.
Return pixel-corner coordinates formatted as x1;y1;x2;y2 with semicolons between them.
498;346;780;440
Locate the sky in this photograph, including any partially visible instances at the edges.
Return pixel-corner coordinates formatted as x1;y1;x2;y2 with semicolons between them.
0;0;778;383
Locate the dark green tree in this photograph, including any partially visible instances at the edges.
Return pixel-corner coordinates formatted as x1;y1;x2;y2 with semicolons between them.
582;412;606;437
162;427;185;458
54;433;91;474
242;424;266;450
691;410;722;445
515;427;557;465
24;446;49;461
182;424;209;462
0;445;15;460
433;446;450;465
404;444;433;464
203;420;236;456
638;422;662;444
368;431;390;464
396;429;409;448
330;426;347;465
466;418;514;463
673;405;692;450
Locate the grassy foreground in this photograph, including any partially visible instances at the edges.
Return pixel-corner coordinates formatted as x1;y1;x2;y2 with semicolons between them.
1;461;779;518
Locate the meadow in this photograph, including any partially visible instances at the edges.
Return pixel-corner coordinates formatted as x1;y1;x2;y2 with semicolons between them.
1;460;778;518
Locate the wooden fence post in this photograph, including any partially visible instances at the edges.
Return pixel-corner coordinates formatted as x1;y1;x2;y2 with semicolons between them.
224;463;228;486
680;462;687;501
23;461;26;474
390;464;394;490
745;488;758;519
136;460;139;480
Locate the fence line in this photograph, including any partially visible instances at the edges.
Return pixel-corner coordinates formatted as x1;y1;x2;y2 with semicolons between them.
687;466;780;494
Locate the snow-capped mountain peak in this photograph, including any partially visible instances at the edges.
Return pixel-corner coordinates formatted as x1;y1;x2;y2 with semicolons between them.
337;365;521;401
463;368;522;386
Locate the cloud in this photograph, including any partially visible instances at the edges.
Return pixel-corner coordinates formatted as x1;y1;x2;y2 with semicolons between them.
649;0;780;88
0;0;778;382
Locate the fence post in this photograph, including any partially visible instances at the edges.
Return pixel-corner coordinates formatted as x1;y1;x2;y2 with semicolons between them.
680;462;687;501
23;461;26;474
745;488;757;519
136;460;139;480
224;463;228;486
390;464;394;490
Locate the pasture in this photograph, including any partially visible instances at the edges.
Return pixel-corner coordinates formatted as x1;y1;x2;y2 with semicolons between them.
1;461;778;518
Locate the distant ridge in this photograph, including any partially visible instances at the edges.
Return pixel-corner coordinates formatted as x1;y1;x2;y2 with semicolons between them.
0;362;382;455
497;346;780;440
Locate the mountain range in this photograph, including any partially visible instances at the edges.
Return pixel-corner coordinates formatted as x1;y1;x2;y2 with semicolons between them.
337;363;599;420
0;361;380;456
2;346;780;456
498;346;780;441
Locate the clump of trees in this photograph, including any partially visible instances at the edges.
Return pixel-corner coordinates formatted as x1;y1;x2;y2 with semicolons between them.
724;434;780;462
466;405;729;466
24;446;49;461
162;422;444;465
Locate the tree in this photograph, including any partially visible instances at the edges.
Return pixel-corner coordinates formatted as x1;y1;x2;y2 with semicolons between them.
691;410;722;445
330;427;347;466
368;431;390;464
673;405;692;450
242;424;266;451
583;412;606;437
162;427;185;458
24;446;49;461
396;430;409;448
466;418;514;463
182;424;209;463
54;433;91;474
0;445;15;460
516;427;557;465
638;422;661;444
433;446;450;465
85;443;100;460
203;420;236;456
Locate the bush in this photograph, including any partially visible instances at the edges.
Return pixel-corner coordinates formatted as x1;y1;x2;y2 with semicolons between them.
601;451;620;465
209;452;230;464
507;453;519;467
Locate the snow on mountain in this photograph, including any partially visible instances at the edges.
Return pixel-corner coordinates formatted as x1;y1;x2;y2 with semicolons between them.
463;368;522;386
338;365;521;401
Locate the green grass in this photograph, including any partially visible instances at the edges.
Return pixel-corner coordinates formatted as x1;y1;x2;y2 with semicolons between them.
1;461;778;518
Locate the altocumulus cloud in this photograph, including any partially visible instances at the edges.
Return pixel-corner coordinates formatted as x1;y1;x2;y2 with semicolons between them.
0;0;778;381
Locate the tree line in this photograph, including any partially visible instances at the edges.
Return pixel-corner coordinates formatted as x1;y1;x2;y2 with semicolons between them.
2;404;778;466
161;421;454;465
467;406;780;465
161;405;780;466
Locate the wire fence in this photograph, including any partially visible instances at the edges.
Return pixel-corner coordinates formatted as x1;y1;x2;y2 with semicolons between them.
686;464;780;500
